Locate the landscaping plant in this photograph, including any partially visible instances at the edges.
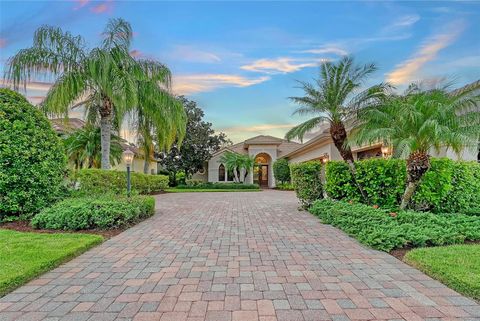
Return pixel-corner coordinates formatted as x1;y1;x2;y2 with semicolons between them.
0;89;67;219
290;161;323;208
273;159;291;185
31;195;155;230
285;56;389;202
353;82;480;209
219;151;255;183
309;199;480;252
7;18;185;170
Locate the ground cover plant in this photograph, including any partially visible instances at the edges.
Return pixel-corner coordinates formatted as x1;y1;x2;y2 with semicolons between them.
405;245;480;300
31;195;155;230
0;230;103;296
309;199;480;252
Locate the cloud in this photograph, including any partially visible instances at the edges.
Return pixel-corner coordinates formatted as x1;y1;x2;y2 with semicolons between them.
388;14;420;29
298;46;348;56
74;0;90;10
241;57;324;74
172;74;270;94
170;45;222;63
129;50;143;58
91;1;113;14
0;38;6;48
387;21;465;85
0;79;53;92
219;123;296;133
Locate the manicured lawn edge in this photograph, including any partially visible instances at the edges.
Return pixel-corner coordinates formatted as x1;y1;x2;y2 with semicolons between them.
0;230;103;296
166;188;261;193
404;244;480;301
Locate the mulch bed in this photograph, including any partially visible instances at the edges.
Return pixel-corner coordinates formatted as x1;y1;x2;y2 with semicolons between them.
0;220;124;239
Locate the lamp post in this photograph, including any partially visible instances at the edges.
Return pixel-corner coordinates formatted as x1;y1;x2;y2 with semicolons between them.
122;149;135;197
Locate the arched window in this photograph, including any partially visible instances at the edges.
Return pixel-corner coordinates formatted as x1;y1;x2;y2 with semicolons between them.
218;164;225;181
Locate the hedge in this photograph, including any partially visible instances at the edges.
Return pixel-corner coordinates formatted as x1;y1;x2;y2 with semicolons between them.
325;158;480;213
273;159;291;184
0;89;67;219
74;169;169;195
309;199;480;251
31;195;155;230
290;161;323;208
177;182;260;190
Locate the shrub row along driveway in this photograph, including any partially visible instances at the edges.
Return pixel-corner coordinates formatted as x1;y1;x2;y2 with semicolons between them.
1;191;479;321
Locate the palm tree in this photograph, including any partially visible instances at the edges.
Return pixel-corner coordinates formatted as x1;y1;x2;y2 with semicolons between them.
352;82;480;209
64;126;123;169
6;18;185;170
219;151;255;183
286;56;388;201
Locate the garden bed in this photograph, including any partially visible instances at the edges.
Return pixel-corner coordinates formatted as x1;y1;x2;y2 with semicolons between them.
0;230;103;296
167;188;261;193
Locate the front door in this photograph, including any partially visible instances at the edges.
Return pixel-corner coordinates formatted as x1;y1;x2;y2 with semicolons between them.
257;165;268;187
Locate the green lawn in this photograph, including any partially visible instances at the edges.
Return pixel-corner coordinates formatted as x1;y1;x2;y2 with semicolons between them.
404;244;480;300
166;188;261;193
0;229;103;296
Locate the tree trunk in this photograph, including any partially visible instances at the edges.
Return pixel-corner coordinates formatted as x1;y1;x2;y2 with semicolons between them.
143;158;149;174
400;151;430;210
330;121;369;203
99;96;113;170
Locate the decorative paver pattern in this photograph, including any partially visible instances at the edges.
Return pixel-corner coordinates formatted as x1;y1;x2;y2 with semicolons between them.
1;191;479;321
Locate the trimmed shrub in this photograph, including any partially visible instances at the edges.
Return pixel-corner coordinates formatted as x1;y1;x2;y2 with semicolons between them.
326;159;406;208
273;159;291;184
31;195;155;230
275;183;295;191
176;182;259;190
74;169;169;195
309;199;480;252
290;161;323;208
0;89;67;219
325;158;480;213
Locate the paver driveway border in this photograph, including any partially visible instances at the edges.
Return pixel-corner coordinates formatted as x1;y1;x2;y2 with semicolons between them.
1;190;479;321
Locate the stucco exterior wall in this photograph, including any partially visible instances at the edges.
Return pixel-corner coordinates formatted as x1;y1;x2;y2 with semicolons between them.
288;142;339;163
207;152;236;183
112;158;157;174
247;145;278;188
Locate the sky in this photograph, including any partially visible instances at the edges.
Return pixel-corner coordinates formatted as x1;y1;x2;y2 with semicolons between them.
1;0;479;143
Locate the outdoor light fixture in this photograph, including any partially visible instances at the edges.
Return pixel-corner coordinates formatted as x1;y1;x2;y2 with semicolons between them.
381;145;392;158
122;149;135;197
321;153;329;163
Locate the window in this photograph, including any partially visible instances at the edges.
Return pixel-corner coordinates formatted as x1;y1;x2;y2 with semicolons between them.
218;164;225;181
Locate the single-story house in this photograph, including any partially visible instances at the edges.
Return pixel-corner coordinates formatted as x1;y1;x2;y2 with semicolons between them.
50;118;158;174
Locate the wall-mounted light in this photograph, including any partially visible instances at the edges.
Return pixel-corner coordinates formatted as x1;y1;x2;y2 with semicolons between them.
381;145;392;158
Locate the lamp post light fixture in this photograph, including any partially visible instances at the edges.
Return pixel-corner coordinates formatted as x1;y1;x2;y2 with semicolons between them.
122;149;135;197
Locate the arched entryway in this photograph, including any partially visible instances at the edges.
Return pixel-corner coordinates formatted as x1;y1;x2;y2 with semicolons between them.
254;153;271;188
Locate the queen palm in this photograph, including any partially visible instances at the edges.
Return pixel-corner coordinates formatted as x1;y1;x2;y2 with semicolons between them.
286;56;388;201
352;82;480;209
219;151;255;183
7;18;185;170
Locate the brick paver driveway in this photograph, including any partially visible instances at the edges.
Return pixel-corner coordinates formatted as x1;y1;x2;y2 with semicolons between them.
2;191;480;321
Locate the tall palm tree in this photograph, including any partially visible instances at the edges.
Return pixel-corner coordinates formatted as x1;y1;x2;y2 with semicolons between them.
286;56;388;201
6;18;185;170
352;82;480;209
64;126;123;169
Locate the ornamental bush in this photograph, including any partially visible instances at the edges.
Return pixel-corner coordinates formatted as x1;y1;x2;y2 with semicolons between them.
273;159;291;184
325;158;480;213
0;89;66;219
73;169;169;195
309;199;480;251
290;161;323;208
31;195;155;230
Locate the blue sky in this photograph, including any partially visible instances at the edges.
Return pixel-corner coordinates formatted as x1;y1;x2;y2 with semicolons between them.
1;1;479;143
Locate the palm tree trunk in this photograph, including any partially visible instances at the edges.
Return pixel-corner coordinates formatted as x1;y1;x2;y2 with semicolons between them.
330;121;369;203
400;152;430;210
100;96;113;170
143;158;149;174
